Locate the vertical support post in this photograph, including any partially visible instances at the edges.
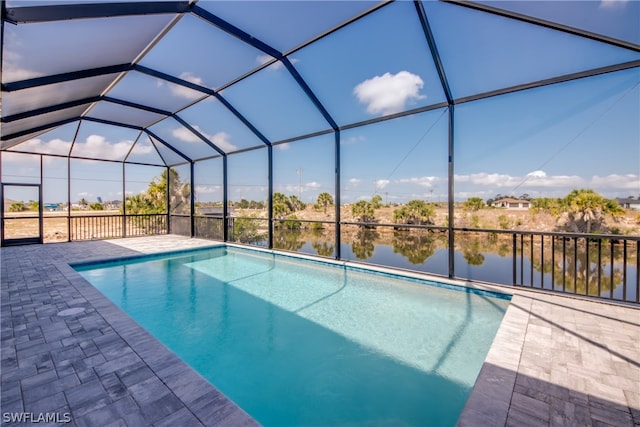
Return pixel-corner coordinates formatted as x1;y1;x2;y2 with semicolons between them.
334;130;341;260
67;156;72;241
190;161;195;238
267;145;273;249
512;233;517;285
67;122;80;242
541;235;545;289
39;155;43;243
447;105;455;278
0;151;4;245
166;166;171;234
122;162;126;237
551;235;556;289
222;156;228;242
415;0;455;278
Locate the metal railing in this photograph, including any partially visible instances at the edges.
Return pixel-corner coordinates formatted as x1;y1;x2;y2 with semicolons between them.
338;221;639;304
59;213;640;304
70;214;167;241
504;229;639;303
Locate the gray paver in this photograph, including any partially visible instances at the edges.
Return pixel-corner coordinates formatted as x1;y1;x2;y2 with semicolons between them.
1;236;254;427
459;291;640;427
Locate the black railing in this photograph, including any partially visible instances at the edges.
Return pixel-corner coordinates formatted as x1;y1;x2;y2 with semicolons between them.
61;213;639;304
169;214;191;236
504;229;640;303
194;215;224;240
125;214;167;237
337;221;639;304
70;214;167;241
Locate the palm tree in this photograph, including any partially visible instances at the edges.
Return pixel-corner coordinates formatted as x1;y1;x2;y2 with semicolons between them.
352;200;375;223
393;200;435;227
562;189;624;233
316;192;334;214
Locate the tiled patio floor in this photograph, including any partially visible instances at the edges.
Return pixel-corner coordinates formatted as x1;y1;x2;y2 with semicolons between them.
1;235;638;426
1;236;255;427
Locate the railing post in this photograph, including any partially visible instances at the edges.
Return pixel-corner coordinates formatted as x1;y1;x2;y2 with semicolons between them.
512;233;517;285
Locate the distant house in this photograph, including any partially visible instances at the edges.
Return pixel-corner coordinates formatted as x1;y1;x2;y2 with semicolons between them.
493;197;530;210
616;198;640;211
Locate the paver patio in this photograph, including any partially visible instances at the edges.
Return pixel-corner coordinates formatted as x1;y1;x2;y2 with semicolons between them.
1;235;638;426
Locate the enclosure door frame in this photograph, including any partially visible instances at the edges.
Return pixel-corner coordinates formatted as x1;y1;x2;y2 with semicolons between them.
1;183;43;247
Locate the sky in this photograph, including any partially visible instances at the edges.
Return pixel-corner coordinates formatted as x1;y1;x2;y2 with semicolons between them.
1;0;639;206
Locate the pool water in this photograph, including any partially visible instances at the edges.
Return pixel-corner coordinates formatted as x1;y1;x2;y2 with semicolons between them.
75;246;510;426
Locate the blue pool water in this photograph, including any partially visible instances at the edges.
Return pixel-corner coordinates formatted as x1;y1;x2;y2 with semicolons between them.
75;246;510;426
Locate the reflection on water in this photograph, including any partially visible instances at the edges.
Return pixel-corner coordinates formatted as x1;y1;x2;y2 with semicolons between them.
272;228;638;301
392;231;437;264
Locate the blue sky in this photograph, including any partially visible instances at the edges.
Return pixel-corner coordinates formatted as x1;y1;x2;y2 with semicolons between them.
2;0;639;206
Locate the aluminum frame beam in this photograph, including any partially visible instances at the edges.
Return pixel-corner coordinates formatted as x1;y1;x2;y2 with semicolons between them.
1;64;132;92
444;0;640;53
4;1;191;24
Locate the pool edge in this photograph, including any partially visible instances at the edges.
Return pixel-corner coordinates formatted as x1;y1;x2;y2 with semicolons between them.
53;246;260;426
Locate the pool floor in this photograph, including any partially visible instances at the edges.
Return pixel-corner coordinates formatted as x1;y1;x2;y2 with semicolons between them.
76;246;509;426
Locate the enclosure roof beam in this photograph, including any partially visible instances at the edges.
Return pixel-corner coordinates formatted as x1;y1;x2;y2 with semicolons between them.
454;60;640;105
414;0;453;104
192;5;339;131
1;64;132;92
134;65;272;147
1;97;101;123
1;118;79;142
133;64;216;96
80;116;144;131
191;5;280;59
145;129;192;164
102;96;173;117
444;0;640;53
4;1;191;24
173;115;226;157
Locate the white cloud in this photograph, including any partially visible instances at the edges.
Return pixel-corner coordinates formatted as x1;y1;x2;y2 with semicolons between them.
454;171;584;188
275;143;290;151
167;72;206;99
522;171;584;188
257;54;282;70
349;178;362;185
277;181;323;195
15;138;72;155
72;134;135;159
256;55;298;70
209;131;237;153
1;43;43;82
397;176;441;188
527;170;546;178
341;135;366;145
600;0;628;9
3;65;42;82
353;71;425;116
172;126;200;143
172;126;237;152
129;142;154;155
306;181;321;189
591;174;639;190
195;185;222;194
374;179;390;190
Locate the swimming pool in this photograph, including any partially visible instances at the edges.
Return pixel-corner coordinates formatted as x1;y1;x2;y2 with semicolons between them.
75;245;510;426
